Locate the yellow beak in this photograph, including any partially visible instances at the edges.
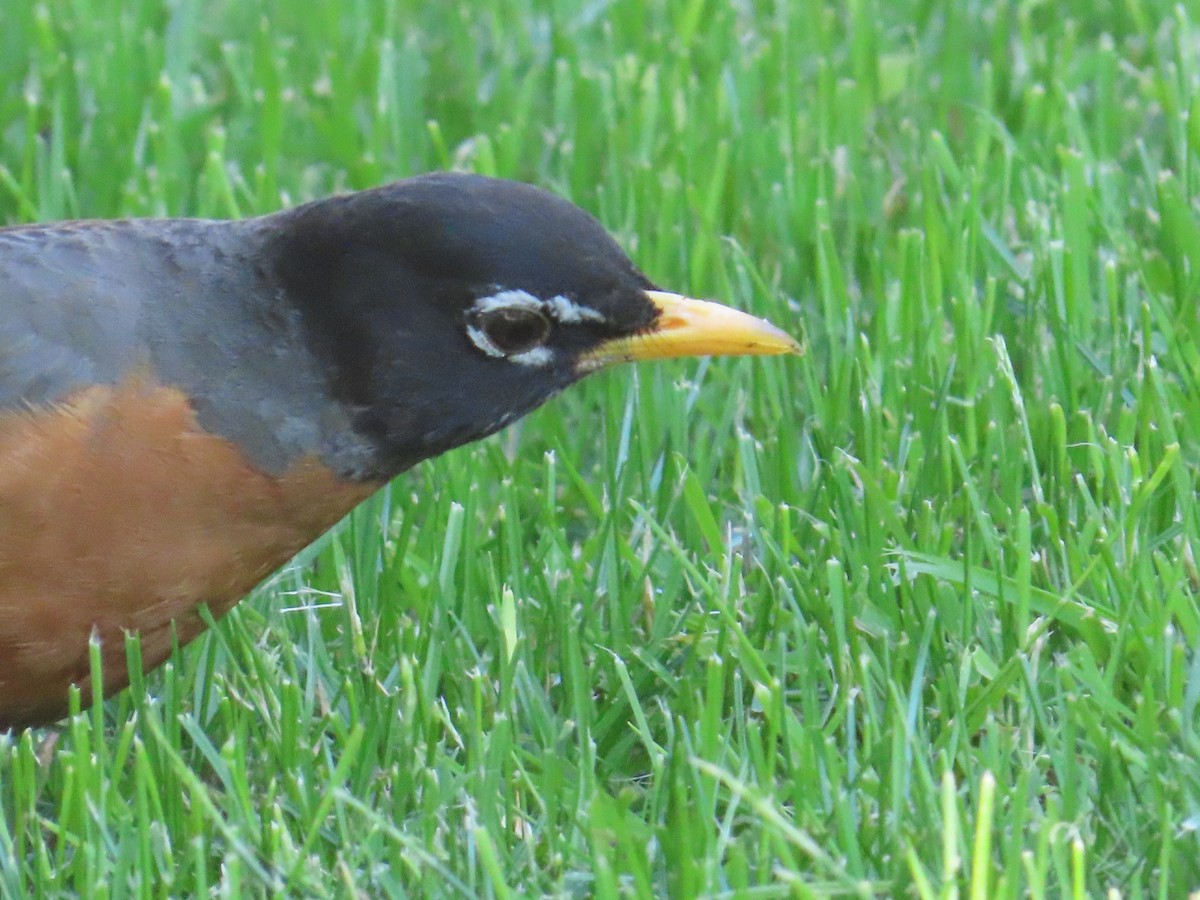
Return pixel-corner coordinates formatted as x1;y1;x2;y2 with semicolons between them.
580;290;802;371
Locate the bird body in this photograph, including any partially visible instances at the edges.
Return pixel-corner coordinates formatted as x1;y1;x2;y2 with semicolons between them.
0;173;799;728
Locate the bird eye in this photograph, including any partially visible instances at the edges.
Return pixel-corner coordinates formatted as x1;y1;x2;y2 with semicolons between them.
471;306;551;357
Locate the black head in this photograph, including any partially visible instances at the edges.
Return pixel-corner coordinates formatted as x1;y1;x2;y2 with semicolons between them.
266;172;799;480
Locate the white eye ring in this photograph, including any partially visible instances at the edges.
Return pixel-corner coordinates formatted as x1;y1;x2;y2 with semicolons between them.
465;289;608;366
466;290;553;364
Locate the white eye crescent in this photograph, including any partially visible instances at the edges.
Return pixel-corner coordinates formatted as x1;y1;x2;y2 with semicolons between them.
465;289;607;366
470;305;551;356
545;294;605;324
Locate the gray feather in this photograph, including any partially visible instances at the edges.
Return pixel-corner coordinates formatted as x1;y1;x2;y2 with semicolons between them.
0;215;374;476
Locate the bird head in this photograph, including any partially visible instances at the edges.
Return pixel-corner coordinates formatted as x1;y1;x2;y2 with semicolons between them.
268;173;800;479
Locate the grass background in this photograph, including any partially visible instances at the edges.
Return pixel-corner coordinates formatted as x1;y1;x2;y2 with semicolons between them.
2;0;1199;896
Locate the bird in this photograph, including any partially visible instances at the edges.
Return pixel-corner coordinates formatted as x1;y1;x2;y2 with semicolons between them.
0;172;800;729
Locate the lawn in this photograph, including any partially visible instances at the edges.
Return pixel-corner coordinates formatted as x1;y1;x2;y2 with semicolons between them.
1;0;1198;896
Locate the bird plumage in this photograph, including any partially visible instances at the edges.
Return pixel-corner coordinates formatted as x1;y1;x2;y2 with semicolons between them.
0;172;798;728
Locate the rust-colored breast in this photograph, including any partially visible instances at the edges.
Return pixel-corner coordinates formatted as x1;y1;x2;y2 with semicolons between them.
0;380;378;728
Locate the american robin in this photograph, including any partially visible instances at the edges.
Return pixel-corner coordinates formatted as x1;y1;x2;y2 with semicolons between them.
0;172;799;729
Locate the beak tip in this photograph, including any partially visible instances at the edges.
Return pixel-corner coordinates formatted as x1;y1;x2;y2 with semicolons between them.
746;317;804;357
768;324;805;356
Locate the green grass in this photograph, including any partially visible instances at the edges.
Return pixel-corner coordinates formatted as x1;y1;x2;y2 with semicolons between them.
2;0;1199;895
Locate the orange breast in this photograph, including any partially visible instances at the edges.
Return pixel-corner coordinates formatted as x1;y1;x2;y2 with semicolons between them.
0;380;378;728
